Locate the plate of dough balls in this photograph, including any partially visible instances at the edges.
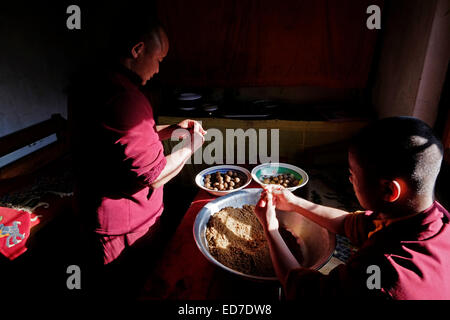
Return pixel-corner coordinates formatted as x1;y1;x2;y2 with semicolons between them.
195;165;252;196
251;162;309;192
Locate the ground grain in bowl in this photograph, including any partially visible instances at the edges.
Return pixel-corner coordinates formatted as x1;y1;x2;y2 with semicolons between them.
205;205;275;277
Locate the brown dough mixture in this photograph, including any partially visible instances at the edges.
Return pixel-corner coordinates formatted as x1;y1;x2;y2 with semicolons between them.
206;205;275;277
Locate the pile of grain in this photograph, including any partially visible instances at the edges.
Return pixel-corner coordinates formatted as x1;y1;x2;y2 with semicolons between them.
205;205;275;277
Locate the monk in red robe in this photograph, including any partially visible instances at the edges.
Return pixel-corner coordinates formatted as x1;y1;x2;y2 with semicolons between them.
69;18;206;296
256;117;450;300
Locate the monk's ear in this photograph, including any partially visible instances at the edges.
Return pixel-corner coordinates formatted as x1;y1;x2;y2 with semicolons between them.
381;179;402;203
130;41;145;59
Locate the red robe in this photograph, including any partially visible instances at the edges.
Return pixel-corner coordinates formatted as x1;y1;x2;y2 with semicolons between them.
70;64;166;239
285;201;450;299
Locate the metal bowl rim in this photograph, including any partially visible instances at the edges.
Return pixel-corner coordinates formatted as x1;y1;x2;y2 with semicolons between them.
251;162;309;191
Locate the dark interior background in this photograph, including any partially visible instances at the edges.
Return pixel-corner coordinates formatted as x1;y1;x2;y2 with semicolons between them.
2;0;447;138
157;0;383;88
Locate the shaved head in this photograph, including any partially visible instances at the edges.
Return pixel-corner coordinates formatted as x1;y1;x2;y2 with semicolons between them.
145;26;169;56
109;14;167;60
349;117;444;195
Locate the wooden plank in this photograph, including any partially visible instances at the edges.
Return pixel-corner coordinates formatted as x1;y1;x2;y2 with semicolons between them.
0;141;68;180
0;114;66;158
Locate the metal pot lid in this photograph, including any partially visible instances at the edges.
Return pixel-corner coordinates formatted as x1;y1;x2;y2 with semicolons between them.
202;103;218;112
252;99;279;109
178;106;197;111
177;93;202;101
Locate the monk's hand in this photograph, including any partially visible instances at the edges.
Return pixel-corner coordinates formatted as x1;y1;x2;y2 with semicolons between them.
175;120;205;155
177;119;207;136
255;187;279;232
271;187;297;212
184;130;204;155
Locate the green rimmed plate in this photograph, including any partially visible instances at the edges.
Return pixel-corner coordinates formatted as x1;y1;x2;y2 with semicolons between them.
251;163;309;192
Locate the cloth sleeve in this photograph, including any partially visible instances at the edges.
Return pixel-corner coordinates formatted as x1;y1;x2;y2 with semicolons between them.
343;210;375;247
101;91;167;187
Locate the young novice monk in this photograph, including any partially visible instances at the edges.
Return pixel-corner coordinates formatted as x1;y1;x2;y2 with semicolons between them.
255;116;450;299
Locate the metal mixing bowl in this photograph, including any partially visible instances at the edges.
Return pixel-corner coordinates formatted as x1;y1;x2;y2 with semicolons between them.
193;188;336;282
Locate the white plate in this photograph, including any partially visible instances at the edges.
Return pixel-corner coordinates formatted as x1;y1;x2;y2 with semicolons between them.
195;165;252;197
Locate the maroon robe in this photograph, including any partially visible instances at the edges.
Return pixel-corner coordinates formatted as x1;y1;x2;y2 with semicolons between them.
285;201;450;299
69;64;166;263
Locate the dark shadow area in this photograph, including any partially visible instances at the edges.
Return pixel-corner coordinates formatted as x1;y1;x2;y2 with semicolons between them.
1;204;84;300
205;267;281;301
436;161;450;209
160;181;198;241
1;165;198;301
